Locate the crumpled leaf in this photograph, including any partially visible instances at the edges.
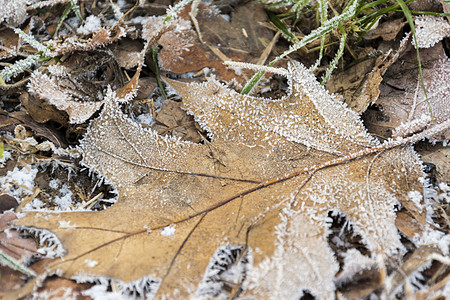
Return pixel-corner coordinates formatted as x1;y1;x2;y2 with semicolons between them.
28;68;104;124
14;61;426;299
150;2;274;83
47;27;127;56
326;49;391;113
364;18;406;41
365;44;450;140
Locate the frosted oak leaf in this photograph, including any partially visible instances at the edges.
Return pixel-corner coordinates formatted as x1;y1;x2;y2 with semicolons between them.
14;61;426;299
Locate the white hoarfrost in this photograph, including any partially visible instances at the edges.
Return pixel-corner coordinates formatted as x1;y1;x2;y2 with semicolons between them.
18;227;66;258
0;0;30;25
161;225;176;236
0;165;38;199
414;15;450;48
196;245;252;299
77;15;102;35
28;69;105;124
76;275;161;300
248;207;338;299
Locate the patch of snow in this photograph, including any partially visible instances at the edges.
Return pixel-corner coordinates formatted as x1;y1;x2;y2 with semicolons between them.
24;198;44;210
0;165;38;199
85;259;98;268
77;275;161;300
53;183;75;211
77;15;102;35
161;225;175;236
0;149;11;164
135;113;154;126
49;178;60;189
59;220;77;229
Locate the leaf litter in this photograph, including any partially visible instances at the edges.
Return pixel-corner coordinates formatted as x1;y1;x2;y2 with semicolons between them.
0;0;449;299
11;60;447;299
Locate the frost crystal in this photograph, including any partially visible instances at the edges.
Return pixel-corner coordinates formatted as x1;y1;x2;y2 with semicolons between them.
19;227;66;258
0;0;30;26
414;15;450;48
77;276;161;300
196;245;252;298
0;165;38;199
161;225;176;236
28;69;105;124
0;54;40;82
77;15;102;35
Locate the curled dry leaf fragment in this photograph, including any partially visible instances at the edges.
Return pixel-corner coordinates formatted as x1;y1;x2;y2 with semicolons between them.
13;61;431;299
47;27;127;55
365;45;450;140
414;15;450;49
28;69;105;124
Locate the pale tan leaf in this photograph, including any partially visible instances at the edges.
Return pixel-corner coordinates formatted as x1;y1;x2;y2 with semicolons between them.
28;69;104;124
13;61;429;299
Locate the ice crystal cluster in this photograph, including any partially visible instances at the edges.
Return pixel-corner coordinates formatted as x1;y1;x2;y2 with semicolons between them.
414;15;450;48
28;66;105;124
0;0;30;26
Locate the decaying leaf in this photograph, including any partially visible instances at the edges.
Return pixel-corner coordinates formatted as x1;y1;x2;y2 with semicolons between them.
28;68;104;124
150;2;274;83
13;61;429;299
365;45;450;140
0;0;29;26
47;27;127;56
326;49;390;113
364;18;406;41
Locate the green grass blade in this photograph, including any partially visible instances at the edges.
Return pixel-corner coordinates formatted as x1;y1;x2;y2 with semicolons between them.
70;0;84;23
267;11;298;43
394;10;450;17
152;46;168;100
241;0;359;94
0;249;36;277
396;0;433;121
53;3;74;39
321;25;346;84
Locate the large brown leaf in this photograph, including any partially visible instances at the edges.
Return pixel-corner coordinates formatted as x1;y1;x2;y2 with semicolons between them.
14;61;426;299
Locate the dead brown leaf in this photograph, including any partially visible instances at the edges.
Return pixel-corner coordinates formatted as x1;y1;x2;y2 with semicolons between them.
0;111;67;148
110;38;144;69
12;61;431;299
396;210;423;238
326;49;391;113
364;18;406;41
155;2;274;83
364;43;450;140
153;99;203;143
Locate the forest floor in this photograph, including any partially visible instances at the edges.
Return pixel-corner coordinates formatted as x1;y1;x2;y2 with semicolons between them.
0;0;449;299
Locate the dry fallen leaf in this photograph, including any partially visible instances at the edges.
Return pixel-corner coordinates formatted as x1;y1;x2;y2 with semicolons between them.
154;2;274;83
326;48;390;113
364;44;450;140
364;18;406;41
13;61;428;299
